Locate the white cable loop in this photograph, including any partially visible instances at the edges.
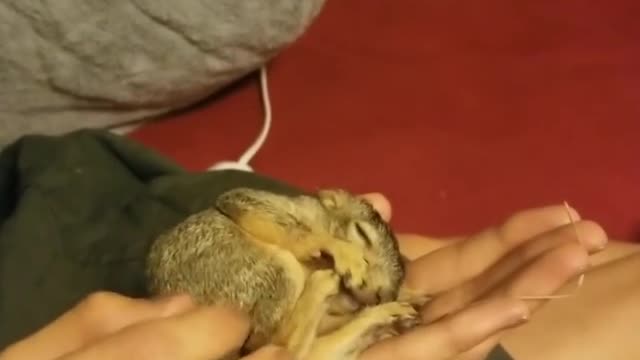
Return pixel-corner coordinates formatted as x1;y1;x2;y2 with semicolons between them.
208;66;272;172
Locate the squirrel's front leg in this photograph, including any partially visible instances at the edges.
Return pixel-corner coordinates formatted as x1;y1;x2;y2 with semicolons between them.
242;213;368;293
305;302;420;360
271;269;341;358
217;190;369;292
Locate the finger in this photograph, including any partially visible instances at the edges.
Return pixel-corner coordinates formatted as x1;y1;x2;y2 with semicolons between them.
453;243;590;360
3;292;194;360
58;305;250;360
497;242;589;311
360;298;529;360
422;220;605;321
240;346;294;360
359;193;392;222
71;293;196;336
454;335;502;360
402;204;593;295
396;233;453;261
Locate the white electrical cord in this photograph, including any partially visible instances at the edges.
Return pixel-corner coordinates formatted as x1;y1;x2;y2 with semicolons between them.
208;66;272;172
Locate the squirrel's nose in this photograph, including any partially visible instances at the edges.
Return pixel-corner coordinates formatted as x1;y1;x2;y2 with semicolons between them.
377;288;396;303
350;286;394;306
349;287;379;306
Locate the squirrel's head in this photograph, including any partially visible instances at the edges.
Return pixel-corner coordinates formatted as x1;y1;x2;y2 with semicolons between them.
316;189;406;305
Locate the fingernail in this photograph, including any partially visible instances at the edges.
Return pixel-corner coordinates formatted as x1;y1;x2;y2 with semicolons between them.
577;261;590;274
586;233;607;251
155;293;190;304
577;224;608;251
155;294;195;316
505;304;530;327
153;293;182;301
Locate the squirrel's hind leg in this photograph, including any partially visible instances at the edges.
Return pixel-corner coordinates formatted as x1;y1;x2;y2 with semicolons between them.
304;301;419;360
271;269;341;358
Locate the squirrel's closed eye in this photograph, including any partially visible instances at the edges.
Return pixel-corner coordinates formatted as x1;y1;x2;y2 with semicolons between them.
354;222;373;247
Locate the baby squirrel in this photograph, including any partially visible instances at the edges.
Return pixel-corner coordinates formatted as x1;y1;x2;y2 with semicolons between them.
145;188;427;359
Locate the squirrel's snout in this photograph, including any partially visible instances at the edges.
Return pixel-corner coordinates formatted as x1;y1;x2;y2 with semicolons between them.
350;285;395;306
350;288;378;305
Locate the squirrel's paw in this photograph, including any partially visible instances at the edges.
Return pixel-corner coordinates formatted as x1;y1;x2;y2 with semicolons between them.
361;301;420;330
373;327;400;342
308;269;342;299
328;241;369;292
397;286;432;309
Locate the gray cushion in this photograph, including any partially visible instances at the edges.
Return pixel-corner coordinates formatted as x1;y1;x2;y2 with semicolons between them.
0;0;326;146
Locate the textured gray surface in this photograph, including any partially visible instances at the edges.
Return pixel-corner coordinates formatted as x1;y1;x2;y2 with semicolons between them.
0;0;326;146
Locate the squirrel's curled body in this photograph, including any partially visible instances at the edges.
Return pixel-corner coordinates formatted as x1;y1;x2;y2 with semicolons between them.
146;207;302;349
145;188;424;359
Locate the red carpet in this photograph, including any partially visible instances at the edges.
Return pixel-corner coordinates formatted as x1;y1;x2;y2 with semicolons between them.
130;0;640;242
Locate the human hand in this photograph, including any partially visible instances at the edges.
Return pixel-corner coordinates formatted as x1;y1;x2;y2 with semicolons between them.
0;292;291;360
359;193;607;360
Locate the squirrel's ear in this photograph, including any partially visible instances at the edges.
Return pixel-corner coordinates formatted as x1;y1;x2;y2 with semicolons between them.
317;189;348;209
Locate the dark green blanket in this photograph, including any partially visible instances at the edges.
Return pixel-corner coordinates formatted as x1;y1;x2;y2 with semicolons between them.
0;130;512;360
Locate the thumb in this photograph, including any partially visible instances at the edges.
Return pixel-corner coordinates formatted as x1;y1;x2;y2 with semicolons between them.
58;305;251;360
241;346;294;360
359;193;392;222
1;292;195;360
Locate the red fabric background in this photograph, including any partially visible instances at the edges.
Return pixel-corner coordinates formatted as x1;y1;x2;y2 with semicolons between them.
130;0;640;242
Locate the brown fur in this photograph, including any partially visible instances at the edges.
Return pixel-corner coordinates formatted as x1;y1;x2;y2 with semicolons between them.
145;188;427;359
